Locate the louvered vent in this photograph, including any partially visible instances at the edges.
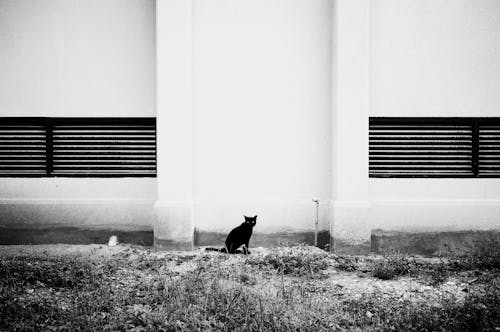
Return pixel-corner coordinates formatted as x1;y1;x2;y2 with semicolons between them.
369;118;473;177
479;122;500;177
51;119;156;176
0;120;47;176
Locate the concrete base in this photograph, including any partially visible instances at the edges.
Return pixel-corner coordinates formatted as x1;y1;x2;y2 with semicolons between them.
0;200;155;246
331;200;371;245
331;237;371;255
194;229;330;250
154;238;193;251
371;229;500;256
154;201;193;251
0;225;153;246
0;199;155;228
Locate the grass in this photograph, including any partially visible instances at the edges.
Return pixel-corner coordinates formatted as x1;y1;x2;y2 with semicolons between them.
245;246;330;278
370;235;500;284
0;245;499;331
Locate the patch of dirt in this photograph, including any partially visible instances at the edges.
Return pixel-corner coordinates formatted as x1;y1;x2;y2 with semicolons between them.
1;244;498;331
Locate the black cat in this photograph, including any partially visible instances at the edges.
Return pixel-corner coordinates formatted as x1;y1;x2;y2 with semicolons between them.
205;215;257;254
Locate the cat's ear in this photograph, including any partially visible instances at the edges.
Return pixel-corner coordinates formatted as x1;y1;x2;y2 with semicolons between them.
254;215;257;218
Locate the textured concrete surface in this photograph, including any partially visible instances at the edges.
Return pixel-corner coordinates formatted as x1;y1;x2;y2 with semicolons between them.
193;229;330;250
371;229;500;256
153;238;193;251
0;226;153;246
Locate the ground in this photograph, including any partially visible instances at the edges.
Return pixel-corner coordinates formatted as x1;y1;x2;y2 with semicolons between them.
0;244;499;331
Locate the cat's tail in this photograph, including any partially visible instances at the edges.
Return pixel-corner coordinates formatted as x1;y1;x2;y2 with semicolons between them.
204;247;227;253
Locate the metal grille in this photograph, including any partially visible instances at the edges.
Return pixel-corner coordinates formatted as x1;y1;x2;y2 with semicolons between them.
479;120;500;177
0;118;47;176
0;118;156;177
369;118;475;178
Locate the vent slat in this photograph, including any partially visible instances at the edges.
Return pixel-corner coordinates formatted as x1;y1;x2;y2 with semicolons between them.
53;127;155;131
370;156;471;160
52;151;155;156
370;151;471;155
52;142;155;146
52;156;155;160
369;146;471;150
53;147;155;151
52;161;156;165
370;161;470;165
371;136;471;139
53;167;156;170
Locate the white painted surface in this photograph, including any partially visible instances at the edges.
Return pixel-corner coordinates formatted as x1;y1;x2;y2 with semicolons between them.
371;0;500;117
156;0;193;203
365;0;500;240
0;178;157;228
0;200;155;230
0;178;156;200
370;199;500;233
0;0;156;230
154;0;194;245
370;179;500;201
193;198;331;234
330;0;370;244
0;0;155;117
192;0;332;233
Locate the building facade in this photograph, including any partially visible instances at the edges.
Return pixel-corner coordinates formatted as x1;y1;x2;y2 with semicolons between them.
1;0;499;253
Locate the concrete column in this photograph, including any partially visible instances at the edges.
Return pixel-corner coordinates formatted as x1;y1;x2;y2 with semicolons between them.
191;0;333;248
331;0;371;250
155;0;194;250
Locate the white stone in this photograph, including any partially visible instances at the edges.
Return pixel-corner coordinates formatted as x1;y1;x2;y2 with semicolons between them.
108;236;119;246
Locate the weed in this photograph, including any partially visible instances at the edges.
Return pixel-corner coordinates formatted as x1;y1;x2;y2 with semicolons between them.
448;233;500;271
339;287;500;331
0;256;96;289
333;255;359;272
370;254;452;285
371;253;415;280
1;246;499;331
245;246;330;278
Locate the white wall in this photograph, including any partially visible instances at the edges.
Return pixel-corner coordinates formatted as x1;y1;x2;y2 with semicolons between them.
154;0;194;248
0;0;156;117
192;0;333;233
371;0;500;117
331;0;370;244
0;0;156;229
366;0;500;236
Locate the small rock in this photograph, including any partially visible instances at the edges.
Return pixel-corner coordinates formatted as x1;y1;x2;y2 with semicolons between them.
366;311;373;319
108;235;119;246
